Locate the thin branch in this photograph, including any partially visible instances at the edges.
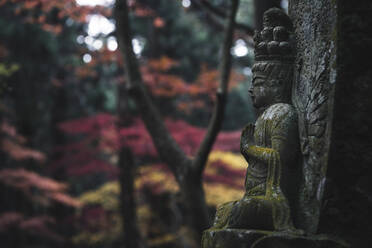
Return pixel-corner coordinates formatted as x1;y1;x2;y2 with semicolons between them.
190;0;254;36
114;0;191;178
192;0;240;175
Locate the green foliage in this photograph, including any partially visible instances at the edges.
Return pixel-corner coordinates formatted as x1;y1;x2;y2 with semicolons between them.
0;63;19;77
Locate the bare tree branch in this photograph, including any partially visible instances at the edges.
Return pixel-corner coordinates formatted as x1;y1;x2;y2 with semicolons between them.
114;0;191;178
190;0;254;36
192;0;240;175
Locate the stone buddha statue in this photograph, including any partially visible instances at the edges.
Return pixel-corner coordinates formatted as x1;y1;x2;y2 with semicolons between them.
202;8;348;248
209;7;300;233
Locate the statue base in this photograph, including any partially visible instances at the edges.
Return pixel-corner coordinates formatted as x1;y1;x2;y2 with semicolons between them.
202;229;348;248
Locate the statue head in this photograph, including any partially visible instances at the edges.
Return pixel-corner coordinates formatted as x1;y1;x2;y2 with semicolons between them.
250;8;294;110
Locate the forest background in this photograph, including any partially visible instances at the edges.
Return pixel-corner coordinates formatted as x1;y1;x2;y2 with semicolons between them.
0;0;287;247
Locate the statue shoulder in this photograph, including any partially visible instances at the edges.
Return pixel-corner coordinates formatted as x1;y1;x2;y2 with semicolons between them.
261;103;297;122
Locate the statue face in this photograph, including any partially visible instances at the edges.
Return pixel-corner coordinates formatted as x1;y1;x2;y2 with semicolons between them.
249;74;274;109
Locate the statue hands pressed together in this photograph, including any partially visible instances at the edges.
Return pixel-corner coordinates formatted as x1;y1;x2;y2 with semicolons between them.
240;123;255;159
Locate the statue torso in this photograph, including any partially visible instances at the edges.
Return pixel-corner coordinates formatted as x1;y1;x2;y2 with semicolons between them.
245;103;298;196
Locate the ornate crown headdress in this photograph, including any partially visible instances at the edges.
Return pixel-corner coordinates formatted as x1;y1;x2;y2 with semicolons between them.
254;8;294;63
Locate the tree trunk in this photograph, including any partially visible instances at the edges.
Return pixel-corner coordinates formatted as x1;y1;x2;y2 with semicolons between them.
117;76;144;248
119;146;144;248
179;171;210;243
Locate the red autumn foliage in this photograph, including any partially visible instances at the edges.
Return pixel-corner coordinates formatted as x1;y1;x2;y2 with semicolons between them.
140;58;244;112
53;112;242;184
147;56;179;72
58;113;240;158
78;206;108;231
0;212;63;242
59;113;115;135
51;145;119;178
0;212;23;232
0;168;82;208
0;0;112;34
1;120;26;143
66;159;119;178
120;117;241;156
128;0;156;17
54;112;241;179
1;139;46;162
1;120;46;162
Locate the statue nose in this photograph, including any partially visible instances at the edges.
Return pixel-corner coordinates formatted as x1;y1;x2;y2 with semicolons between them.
248;86;253;95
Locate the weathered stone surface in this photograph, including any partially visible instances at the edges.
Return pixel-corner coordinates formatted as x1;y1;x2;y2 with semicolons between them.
202;229;347;248
202;229;268;248
288;0;337;233
289;1;372;246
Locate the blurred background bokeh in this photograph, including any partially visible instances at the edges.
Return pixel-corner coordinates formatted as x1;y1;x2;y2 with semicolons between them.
0;0;287;247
